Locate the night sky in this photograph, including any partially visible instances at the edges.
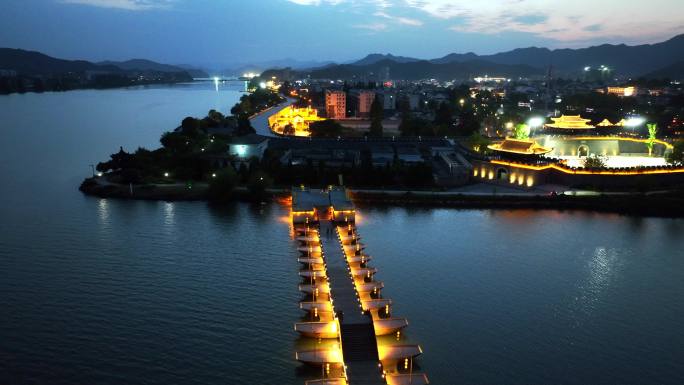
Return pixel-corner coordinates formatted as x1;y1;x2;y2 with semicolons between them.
1;0;682;67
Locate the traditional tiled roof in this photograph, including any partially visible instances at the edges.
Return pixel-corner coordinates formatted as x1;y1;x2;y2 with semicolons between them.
488;138;553;155
545;115;595;129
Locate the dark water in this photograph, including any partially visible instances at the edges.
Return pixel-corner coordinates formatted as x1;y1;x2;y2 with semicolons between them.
2;84;684;385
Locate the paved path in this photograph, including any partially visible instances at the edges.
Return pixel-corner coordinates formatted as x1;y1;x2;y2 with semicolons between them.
249;98;295;137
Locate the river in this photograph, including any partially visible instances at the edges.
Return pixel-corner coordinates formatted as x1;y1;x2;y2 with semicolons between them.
1;82;683;385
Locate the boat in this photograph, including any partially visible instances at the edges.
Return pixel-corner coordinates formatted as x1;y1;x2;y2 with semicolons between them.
298;257;325;264
299;269;327;279
350;267;377;277
294;321;340;338
361;298;391;311
299;282;330;294
373;317;409;335
305;378;347;385
298;245;322;253
300;301;333;312
385;373;429;385
378;344;423;360
346;255;371;263
355;281;384;292
343;244;365;253
296;236;319;242
296;349;344;364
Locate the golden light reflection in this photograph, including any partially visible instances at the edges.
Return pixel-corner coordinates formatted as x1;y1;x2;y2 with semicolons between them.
492;160;684;176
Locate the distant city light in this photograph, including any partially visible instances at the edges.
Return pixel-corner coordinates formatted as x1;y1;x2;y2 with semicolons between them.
259;82;267;89
242;72;259;79
584;66;591;72
236;145;247;156
625;117;646;127
528;117;545;128
164;172;169;177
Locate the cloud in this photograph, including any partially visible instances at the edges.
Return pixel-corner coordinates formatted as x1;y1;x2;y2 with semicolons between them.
285;0;346;5
406;0;684;43
286;0;684;44
59;0;174;10
353;22;388;31
512;14;548;26
374;11;423;26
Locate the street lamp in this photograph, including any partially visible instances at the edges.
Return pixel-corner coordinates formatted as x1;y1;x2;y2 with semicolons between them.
528;117;544;134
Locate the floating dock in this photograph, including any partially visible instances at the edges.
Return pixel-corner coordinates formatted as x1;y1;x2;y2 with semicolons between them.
292;187;428;385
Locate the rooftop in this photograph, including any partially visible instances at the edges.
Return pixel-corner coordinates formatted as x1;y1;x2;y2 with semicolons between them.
488;138;553;155
545;115;595;130
292;188;329;212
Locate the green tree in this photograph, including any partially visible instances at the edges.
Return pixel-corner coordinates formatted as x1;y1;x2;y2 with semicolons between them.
647;123;658;156
667;140;684;165
309;119;344;137
583;154;607;169
160;131;189;153
208;167;238;201
434;102;454;126
247;171;273;200
513;124;530;140
181;117;201;136
466;132;492;155
369;95;383;137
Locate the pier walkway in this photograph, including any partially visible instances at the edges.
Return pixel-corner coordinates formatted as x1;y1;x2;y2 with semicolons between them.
293;187;428;385
320;221;384;385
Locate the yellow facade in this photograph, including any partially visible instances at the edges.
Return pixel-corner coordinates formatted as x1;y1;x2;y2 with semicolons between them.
268;106;325;137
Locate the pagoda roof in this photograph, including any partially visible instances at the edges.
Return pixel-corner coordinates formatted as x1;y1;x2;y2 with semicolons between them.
545;115;595;129
596;118;615;127
488;138;553;156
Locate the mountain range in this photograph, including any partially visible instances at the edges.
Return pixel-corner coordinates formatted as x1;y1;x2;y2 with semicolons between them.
339;34;684;79
3;34;684;83
0;49;208;78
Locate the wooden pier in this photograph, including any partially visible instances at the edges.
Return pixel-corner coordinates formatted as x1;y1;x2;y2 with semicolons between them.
292;187;428;385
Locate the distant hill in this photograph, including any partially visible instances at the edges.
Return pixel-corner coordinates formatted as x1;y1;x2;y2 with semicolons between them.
223;58;335;76
97;59;183;72
430;52;479;64
260;34;684;81
428;34;684;76
0;48;194;94
0;48;198;78
352;53;420;66
643;61;684;80
0;48;120;75
175;64;210;78
270;58;541;81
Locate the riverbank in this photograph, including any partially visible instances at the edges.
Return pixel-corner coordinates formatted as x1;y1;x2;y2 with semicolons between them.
79;177;289;201
80;177;684;217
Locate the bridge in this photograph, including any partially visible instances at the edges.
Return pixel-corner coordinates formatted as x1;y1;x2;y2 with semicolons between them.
292;187;429;385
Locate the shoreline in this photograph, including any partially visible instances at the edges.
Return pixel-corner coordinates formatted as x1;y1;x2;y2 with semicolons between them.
80;177;684;217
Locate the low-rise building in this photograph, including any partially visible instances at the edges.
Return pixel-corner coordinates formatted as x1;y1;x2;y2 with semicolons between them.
326;90;346;119
349;90;375;118
228;134;269;161
395;145;423;164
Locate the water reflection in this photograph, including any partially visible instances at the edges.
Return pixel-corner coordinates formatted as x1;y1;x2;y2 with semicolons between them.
571;247;621;326
97;198;109;225
163;202;175;227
